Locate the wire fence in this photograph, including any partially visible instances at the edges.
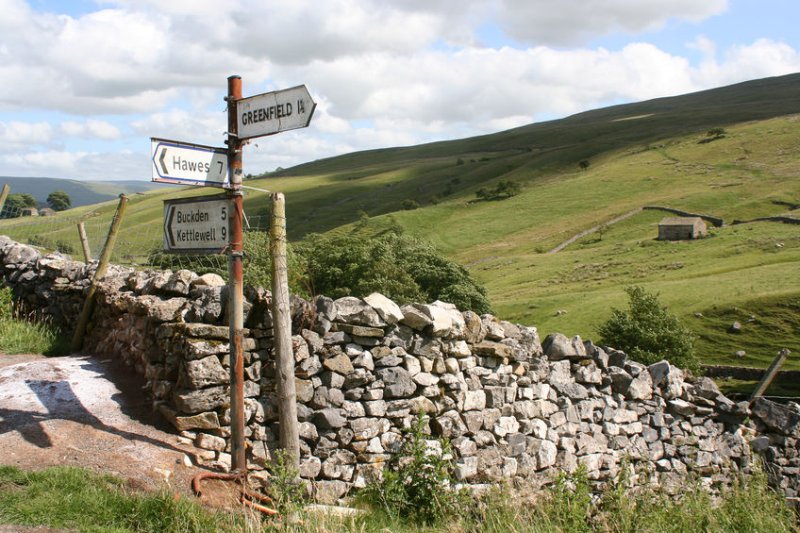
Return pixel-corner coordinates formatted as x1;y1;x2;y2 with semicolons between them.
0;190;274;276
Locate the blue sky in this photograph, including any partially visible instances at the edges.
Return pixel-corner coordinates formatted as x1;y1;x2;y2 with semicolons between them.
1;0;800;181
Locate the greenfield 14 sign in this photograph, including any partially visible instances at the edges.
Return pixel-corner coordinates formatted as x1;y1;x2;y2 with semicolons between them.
237;85;316;140
163;195;231;253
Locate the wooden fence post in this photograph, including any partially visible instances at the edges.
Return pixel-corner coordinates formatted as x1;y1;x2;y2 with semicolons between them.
750;348;791;403
270;192;299;465
77;222;92;263
0;184;10;216
71;194;128;352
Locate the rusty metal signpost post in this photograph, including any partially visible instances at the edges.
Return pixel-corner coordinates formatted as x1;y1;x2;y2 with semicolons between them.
154;76;314;475
226;75;247;472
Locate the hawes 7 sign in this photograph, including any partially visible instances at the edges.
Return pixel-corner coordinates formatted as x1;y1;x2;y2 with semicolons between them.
163;195;231;253
236;85;316;140
151;138;229;188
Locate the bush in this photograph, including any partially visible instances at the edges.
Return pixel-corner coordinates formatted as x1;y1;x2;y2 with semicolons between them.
147;231;307;297
475;180;521;201
598;286;698;371
295;232;491;313
401;199;420;210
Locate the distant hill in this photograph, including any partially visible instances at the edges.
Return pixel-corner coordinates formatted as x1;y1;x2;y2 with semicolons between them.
0;177;166;208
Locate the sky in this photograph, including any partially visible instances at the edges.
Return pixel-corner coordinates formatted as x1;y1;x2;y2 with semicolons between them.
1;0;800;182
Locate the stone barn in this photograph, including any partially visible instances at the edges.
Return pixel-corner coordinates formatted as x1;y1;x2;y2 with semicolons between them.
658;216;708;240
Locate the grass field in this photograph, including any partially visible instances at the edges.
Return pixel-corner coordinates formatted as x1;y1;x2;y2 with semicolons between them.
1;74;798;371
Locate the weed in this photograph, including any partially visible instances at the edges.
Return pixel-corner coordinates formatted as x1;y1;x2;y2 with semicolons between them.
265;449;307;516
358;414;469;526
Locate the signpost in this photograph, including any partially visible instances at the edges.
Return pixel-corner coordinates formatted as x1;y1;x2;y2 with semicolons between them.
151;138;229;188
236;85;316;140
163;195;231;254
153;75;314;474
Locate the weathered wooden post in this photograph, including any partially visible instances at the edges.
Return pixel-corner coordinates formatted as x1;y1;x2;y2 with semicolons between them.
77;222;92;263
71;194;128;351
0;184;10;216
270;192;300;465
750;348;791;403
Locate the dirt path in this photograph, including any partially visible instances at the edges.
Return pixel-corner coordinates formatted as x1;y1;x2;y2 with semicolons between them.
547;208;642;254
0;353;223;500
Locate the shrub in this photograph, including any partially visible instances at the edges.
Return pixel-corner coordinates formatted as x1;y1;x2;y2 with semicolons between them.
598;286;698;371
294;232;491;313
147;231;308;297
475;180;521;201
401;199;420;210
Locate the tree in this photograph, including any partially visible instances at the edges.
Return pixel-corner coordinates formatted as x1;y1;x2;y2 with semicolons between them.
579;160;590;170
402;199;420;210
47;191;71;211
598;286;698;371
294;232;491;313
474;180;521;201
1;193;37;218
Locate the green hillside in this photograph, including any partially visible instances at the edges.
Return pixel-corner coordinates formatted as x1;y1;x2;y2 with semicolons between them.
0;177;166;208
1;73;799;374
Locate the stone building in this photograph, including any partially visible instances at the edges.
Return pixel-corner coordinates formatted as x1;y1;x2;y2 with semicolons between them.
658;217;707;240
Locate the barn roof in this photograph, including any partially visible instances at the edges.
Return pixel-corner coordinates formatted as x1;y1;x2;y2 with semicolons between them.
659;216;705;226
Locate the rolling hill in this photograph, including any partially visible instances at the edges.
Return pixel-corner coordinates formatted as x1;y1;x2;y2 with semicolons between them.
0;177;166;208
1;73;798;375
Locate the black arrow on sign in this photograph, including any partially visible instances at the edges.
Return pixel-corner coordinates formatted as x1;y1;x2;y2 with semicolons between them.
164;205;176;248
159;147;169;175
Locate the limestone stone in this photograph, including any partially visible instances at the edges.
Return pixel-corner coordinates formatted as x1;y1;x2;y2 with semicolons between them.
173;386;227;414
400;305;433;330
334;323;385;338
363;292;404;324
494;416;520;437
333;296;385;327
473;340;514;359
181;355;228;389
627;373;653;400
432;411;468;438
575;361;603;384
376;367;417;398
195;433;226;451
160;407;220;431
455;456;479;480
668;399;697;417
412;372;439;387
192;273;226;288
323;353;354;375
530;439;557;469
313;408;347;429
163;269;197;296
409;396;437;415
608;367;634;395
464;390;487;411
542;333;587;360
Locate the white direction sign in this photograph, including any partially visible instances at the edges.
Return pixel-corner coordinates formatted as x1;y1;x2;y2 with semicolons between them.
163;195;231;253
237;85;316;140
151;138;229;188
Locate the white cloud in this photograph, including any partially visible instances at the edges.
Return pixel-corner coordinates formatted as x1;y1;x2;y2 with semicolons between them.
495;0;729;45
60;120;122;140
131;109;227;146
0;121;54;147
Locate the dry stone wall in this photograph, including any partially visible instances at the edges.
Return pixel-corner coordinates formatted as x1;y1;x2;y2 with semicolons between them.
1;236;798;504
